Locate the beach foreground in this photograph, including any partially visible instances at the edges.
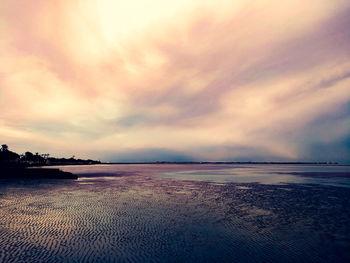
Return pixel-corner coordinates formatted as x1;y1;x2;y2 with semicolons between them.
0;164;349;262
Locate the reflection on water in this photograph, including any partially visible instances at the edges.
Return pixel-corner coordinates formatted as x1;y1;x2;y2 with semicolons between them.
0;164;350;262
159;164;350;187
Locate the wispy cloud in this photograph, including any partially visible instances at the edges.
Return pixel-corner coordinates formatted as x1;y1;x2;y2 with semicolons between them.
1;0;350;162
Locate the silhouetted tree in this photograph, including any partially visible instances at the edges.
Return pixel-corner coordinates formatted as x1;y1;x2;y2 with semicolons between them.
1;144;8;152
0;145;19;162
24;152;34;160
1;144;100;167
41;153;50;159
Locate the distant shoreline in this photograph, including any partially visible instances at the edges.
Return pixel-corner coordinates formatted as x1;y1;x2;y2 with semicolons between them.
100;161;348;165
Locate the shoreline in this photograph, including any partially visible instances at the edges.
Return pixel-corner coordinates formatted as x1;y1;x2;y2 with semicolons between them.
0;166;77;179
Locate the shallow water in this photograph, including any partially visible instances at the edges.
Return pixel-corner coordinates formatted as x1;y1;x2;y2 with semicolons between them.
159;164;350;187
0;164;349;262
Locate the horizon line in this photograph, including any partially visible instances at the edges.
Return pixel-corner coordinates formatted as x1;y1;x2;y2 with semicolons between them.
101;161;349;165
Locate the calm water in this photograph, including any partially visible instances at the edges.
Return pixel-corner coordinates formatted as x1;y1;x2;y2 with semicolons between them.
0;164;349;262
159;164;350;187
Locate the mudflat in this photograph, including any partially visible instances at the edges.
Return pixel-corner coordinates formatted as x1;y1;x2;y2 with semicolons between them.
0;164;349;263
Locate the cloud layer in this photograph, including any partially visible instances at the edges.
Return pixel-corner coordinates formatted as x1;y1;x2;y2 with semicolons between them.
1;0;350;162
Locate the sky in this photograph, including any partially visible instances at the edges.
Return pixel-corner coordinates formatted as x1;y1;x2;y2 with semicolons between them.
1;0;350;163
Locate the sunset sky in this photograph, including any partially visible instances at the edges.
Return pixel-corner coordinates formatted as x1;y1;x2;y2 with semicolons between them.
1;0;350;162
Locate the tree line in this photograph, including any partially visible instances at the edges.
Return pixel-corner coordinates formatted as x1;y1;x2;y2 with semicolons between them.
0;144;101;166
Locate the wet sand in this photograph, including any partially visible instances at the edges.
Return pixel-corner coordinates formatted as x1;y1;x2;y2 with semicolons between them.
0;164;349;262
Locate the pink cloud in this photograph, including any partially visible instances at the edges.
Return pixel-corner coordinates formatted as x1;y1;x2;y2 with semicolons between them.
1;0;350;161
